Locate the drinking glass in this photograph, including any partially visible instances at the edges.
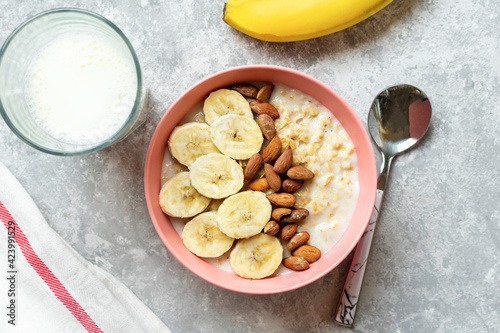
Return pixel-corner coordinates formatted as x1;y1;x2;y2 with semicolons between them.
0;8;146;155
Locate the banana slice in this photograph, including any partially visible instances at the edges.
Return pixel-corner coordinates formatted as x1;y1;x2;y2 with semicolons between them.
205;198;225;212
230;233;283;279
217;191;272;239
189;153;244;199
182;211;234;257
168;122;221;167
203;89;253;125
211;114;264;160
159;172;211;218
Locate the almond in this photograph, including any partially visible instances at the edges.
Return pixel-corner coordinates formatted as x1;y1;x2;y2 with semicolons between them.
271;208;291;221
281;208;309;223
287;231;310;252
266;193;295;208
247;178;270;191
264;163;281;192
230;83;258;99
244;153;262;182
249;100;260;110
273;146;293;174
282;179;303;193
292;245;321;263
280;222;298;241
257;84;274;103
263;220;279;236
250;101;280;119
283;256;309;271
262;136;282;163
257;114;276;141
287;166;315;180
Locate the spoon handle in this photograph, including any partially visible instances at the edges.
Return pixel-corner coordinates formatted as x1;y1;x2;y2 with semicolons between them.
334;153;393;327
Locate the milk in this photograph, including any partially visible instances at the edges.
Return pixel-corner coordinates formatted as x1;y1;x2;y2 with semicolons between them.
25;32;137;145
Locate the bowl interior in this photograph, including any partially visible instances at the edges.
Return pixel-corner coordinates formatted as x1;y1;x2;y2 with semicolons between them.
144;65;376;294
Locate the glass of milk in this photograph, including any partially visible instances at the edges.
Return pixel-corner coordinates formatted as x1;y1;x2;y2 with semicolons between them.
0;8;146;155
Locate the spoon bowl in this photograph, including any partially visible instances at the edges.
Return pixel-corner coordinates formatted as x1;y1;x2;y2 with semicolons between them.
368;84;432;156
335;84;432;326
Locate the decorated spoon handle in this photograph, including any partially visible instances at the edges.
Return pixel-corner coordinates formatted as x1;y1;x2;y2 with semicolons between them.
334;189;383;326
334;152;392;327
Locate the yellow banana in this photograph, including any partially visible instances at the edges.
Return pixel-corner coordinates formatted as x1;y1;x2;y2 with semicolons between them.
223;0;393;42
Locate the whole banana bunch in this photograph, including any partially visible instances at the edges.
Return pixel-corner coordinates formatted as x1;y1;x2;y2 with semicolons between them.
223;0;393;42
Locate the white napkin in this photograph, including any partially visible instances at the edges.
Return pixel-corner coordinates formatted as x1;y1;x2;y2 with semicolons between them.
0;162;171;333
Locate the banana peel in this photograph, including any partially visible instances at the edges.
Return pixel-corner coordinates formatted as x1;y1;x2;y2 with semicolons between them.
223;0;393;42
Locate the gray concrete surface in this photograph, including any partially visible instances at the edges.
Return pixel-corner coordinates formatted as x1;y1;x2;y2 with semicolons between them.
1;0;499;332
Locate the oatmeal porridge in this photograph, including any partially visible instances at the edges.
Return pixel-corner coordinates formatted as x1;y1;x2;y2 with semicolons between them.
160;82;359;276
271;84;358;253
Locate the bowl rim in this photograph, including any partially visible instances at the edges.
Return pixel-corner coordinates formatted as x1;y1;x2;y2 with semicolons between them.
144;64;377;294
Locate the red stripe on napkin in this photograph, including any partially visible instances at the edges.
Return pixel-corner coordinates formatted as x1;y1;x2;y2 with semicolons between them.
0;201;103;333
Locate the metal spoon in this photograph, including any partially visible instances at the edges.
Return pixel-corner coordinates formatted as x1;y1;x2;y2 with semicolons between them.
334;84;432;327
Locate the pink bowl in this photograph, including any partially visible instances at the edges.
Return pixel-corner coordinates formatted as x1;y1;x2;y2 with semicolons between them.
144;65;376;294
